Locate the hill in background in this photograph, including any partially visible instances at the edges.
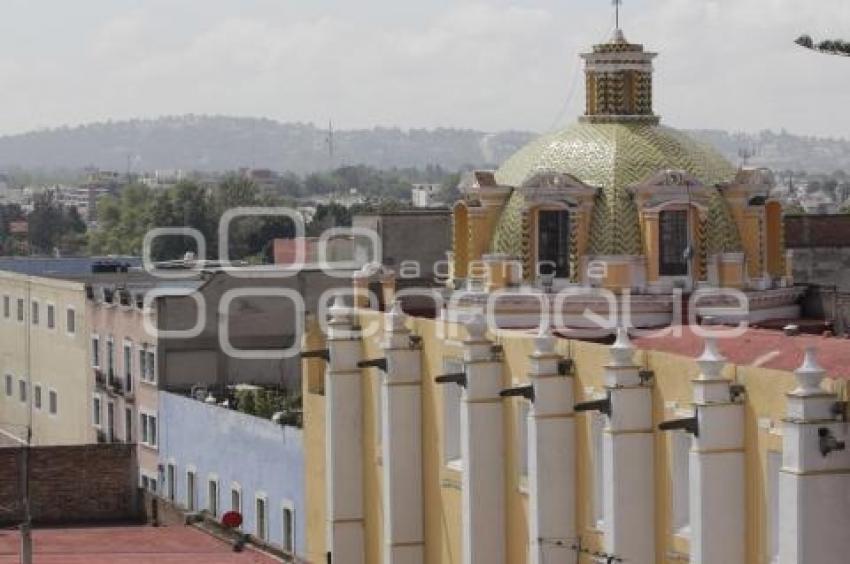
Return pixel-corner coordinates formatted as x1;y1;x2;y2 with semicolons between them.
0;116;848;176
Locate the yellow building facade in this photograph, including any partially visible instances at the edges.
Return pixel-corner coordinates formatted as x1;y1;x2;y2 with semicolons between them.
0;272;92;446
302;306;850;564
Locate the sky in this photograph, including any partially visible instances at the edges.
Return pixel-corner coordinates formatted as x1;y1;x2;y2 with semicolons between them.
0;0;849;137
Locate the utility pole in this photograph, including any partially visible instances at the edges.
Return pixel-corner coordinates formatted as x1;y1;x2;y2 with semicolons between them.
20;278;33;564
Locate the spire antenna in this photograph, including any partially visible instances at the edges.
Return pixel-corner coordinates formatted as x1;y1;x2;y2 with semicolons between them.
614;0;622;30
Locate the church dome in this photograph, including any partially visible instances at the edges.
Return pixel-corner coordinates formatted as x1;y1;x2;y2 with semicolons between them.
495;122;735;192
487;25;743;257
492;100;736;256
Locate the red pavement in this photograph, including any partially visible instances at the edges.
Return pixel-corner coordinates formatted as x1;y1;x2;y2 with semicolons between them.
632;325;850;379
0;525;281;563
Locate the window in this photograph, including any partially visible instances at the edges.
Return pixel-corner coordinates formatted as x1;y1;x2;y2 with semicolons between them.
187;471;197;511
48;389;58;415
17;298;24;322
107;339;115;380
46;304;55;329
591;411;605;528
231;487;242;514
139;347;157;383
31;301;39;325
92;395;102;426
256;497;268;540
208;479;219;517
4;374;12;396
670;429;691;537
33;385;42;410
18;380;27;403
442;359;463;467
139;348;146;381
516;398;530;485
65;307;76;334
147;350;156;382
107;402;115;441
91;336;100;368
767;451;781;564
125;408;133;442
167;464;176;501
659;209;690;277
282;504;295;554
537;209;571;279
123;341;133;393
2;295;9;318
141;474;157;493
140;412;158;448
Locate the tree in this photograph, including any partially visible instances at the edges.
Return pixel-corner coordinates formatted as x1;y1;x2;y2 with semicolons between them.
27;191;91;255
796;34;850;57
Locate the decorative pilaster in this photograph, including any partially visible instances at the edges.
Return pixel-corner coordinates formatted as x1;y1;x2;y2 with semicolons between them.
603;328;655;563
527;330;575;564
380;302;424;564
779;348;850;564
461;314;506;564
325;297;365;564
690;338;745;564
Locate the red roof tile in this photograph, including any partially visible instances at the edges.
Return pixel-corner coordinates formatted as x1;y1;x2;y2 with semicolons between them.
632;326;850;380
0;525;280;563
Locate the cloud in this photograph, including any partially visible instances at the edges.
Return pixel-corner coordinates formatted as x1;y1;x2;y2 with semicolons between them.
0;0;848;138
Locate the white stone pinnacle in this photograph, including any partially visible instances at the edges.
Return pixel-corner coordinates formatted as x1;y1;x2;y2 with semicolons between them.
696;337;726;380
609;326;635;366
386;300;406;333
464;312;488;341
533;326;555;355
792;346;826;396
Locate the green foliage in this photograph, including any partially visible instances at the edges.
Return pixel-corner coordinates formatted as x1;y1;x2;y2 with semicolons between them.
89;177;296;262
234;388;303;427
27;191;89;255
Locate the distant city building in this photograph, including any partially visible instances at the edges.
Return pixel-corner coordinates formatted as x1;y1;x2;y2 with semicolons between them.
411;183;442;208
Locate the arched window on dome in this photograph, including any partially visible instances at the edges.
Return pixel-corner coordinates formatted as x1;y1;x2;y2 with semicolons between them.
535;208;571;280
659;208;690;277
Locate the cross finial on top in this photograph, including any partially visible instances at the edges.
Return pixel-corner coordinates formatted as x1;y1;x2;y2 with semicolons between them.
613;0;623;30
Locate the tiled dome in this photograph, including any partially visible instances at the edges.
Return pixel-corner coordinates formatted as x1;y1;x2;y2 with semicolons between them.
492;122;737;256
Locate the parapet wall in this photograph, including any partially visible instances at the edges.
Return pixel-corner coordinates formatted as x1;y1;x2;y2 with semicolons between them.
0;443;139;525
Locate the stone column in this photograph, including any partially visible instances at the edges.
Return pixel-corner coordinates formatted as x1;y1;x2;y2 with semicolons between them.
690;338;745;564
325;297;365;564
779;348;850;564
603;328;655;563
527;330;575;564
462;314;506;564
380;302;424;564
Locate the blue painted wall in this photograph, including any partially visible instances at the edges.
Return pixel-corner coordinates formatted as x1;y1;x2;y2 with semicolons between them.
158;391;305;556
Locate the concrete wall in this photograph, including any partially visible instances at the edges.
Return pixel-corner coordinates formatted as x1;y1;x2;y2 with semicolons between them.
158;391;305;556
791;247;850;290
0;443;139;525
0;272;92;446
353;211;451;278
158;269;352;395
800;285;850;336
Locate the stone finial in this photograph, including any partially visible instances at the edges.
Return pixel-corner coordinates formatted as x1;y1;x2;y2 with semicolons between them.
609;326;635;367
329;294;350;322
385;300;406;333
533;326;556;356
792;347;826;396
696;337;726;380
464;312;488;341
